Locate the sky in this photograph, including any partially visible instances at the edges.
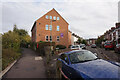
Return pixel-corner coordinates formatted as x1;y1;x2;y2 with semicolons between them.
0;0;119;39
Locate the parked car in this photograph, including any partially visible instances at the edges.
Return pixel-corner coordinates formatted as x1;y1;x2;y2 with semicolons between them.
104;42;114;50
70;45;82;50
56;50;120;79
80;44;86;49
114;44;120;53
91;44;96;48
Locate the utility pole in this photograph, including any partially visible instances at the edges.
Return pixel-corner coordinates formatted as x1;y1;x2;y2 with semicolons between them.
50;20;56;56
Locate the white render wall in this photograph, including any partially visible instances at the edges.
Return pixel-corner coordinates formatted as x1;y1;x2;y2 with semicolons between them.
71;35;74;45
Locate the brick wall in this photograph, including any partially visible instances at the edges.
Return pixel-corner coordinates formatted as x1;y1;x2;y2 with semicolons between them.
32;9;70;48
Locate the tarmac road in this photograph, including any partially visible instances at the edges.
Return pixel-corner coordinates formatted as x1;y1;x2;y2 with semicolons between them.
86;46;120;62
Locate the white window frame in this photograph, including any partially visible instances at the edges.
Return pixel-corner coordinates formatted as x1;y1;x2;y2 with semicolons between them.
57;25;59;31
53;16;56;20
45;35;49;41
57;17;59;20
45;25;49;30
46;15;48;19
50;36;52;42
57;36;60;42
50;16;52;19
49;25;52;31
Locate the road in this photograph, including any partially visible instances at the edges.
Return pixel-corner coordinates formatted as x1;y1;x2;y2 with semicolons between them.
86;46;120;62
2;48;46;78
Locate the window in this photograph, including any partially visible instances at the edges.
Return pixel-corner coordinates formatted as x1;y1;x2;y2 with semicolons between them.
46;36;48;41
57;17;59;20
57;26;59;31
49;25;52;31
69;51;97;64
53;16;56;20
46;25;49;30
50;36;52;42
46;15;48;19
57;36;59;42
50;16;52;19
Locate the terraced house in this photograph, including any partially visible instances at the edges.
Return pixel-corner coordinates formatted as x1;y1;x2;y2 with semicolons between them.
31;8;73;48
103;23;120;44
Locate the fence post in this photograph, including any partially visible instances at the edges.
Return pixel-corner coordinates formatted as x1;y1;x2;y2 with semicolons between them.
44;46;52;64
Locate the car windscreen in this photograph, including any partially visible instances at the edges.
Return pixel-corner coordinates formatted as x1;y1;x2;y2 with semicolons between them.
69;51;97;64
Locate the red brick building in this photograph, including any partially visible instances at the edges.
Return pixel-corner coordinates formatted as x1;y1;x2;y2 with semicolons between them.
103;23;120;44
86;38;97;45
31;8;72;47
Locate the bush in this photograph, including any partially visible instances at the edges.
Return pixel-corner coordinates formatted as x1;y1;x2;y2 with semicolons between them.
2;48;21;70
56;45;66;49
68;45;72;48
30;42;56;56
2;31;20;52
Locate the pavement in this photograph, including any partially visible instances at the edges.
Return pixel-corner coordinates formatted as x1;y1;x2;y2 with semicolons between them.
2;48;46;78
43;53;59;78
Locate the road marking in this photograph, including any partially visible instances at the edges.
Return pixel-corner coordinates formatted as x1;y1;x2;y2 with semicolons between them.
35;56;42;60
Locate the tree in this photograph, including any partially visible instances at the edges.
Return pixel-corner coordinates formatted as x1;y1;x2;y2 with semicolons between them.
95;36;104;47
13;25;31;47
77;38;82;44
82;40;87;45
13;24;18;32
2;31;20;52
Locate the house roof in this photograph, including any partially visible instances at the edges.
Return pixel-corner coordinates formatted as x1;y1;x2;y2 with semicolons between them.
31;8;69;31
51;8;69;24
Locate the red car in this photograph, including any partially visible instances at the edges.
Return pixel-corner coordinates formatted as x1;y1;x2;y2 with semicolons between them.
104;43;114;50
114;44;120;53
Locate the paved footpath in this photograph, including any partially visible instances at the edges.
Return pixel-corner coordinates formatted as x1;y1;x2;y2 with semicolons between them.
2;48;46;78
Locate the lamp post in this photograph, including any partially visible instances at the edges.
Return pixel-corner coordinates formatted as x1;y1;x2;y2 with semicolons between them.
50;20;56;56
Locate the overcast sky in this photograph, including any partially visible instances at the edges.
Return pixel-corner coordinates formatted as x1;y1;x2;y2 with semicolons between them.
0;0;119;39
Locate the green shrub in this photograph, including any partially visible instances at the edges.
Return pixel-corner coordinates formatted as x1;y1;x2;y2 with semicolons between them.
56;45;66;49
2;48;21;70
68;45;72;48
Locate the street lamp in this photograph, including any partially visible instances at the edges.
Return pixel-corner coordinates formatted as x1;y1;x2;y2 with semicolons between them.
50;20;56;56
